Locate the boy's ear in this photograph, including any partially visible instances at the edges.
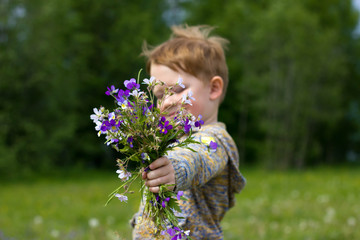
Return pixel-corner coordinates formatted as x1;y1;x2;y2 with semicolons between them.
209;76;223;101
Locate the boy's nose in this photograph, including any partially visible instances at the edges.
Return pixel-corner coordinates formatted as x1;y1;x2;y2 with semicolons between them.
161;95;178;112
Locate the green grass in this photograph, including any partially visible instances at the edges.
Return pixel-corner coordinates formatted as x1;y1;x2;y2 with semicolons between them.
1;166;359;240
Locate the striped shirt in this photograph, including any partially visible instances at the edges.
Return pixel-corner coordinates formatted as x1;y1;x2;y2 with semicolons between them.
132;122;246;239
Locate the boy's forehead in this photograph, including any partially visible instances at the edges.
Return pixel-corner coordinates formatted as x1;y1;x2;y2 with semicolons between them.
150;64;180;82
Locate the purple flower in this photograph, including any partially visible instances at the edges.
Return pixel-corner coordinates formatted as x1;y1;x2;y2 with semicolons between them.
161;197;170;208
127;136;134;148
183;119;192;133
100;123;108;132
105;85;118;96
116;89;130;103
177;191;184;200
209;141;217;150
124;78;140;90
107;119;121;132
171;234;182;240
194;115;204;129
167;228;176;236
159;117;173;134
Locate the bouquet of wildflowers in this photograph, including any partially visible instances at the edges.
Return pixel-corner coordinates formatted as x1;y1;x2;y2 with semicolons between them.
90;70;205;239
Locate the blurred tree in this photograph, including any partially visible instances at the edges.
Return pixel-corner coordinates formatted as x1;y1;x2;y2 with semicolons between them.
183;0;359;168
0;0;168;178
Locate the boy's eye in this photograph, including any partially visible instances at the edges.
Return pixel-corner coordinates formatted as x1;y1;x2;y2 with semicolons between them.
154;92;164;100
173;86;185;93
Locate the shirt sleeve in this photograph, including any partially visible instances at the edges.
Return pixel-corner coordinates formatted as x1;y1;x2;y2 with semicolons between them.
167;131;228;191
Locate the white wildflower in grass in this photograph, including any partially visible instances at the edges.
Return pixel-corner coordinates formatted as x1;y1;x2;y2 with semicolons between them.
291;190;300;198
33;215;43;225
299;220;308;231
316;194;329;203
88;218;100;228
50;229;60;238
323;207;336;223
91;69;207;239
347;217;356;226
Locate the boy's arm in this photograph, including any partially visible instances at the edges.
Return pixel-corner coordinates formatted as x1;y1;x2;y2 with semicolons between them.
144;133;227;192
170;133;228;191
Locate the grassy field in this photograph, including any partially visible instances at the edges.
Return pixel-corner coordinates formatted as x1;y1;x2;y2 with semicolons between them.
1;166;359;240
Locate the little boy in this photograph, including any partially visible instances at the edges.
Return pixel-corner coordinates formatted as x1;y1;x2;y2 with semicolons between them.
132;25;246;239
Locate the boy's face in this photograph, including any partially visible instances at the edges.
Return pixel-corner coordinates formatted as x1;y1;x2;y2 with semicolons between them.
151;64;218;125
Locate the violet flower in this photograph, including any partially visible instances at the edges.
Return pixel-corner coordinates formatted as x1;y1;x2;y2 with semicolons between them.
105;85;119;96
194;115;204;128
209;141;217;150
127;136;134;148
159;117;173;134
124;78;140;90
177;191;184;200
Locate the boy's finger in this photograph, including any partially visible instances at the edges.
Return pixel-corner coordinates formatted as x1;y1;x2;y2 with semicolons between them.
148;186;160;193
147;167;169;180
149;157;168;170
146;175;170;187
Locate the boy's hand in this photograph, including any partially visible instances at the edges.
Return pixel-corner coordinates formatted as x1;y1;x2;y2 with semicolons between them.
142;156;175;193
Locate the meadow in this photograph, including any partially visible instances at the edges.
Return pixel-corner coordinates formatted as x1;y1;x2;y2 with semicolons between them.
1;166;359;240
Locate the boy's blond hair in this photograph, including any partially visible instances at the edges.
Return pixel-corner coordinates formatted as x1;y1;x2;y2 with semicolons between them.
142;25;229;102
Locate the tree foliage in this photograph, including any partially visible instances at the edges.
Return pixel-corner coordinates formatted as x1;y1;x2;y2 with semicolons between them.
183;0;360;168
0;0;359;177
0;0;168;177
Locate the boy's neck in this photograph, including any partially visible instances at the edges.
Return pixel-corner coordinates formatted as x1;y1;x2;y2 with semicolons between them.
203;108;218;125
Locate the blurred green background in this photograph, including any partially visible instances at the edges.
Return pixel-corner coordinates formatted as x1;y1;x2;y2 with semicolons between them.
1;0;360;239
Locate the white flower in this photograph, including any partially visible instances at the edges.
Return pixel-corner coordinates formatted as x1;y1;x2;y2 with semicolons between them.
182;94;192;106
141;153;150;161
95;121;102;131
118;100;128;109
184;230;190;236
187;90;195;101
116;169;131;181
177;77;185;88
142;76;156;86
90;107;103;123
108;112;115;120
130;89;144;98
115;193;128;202
182;90;195;105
